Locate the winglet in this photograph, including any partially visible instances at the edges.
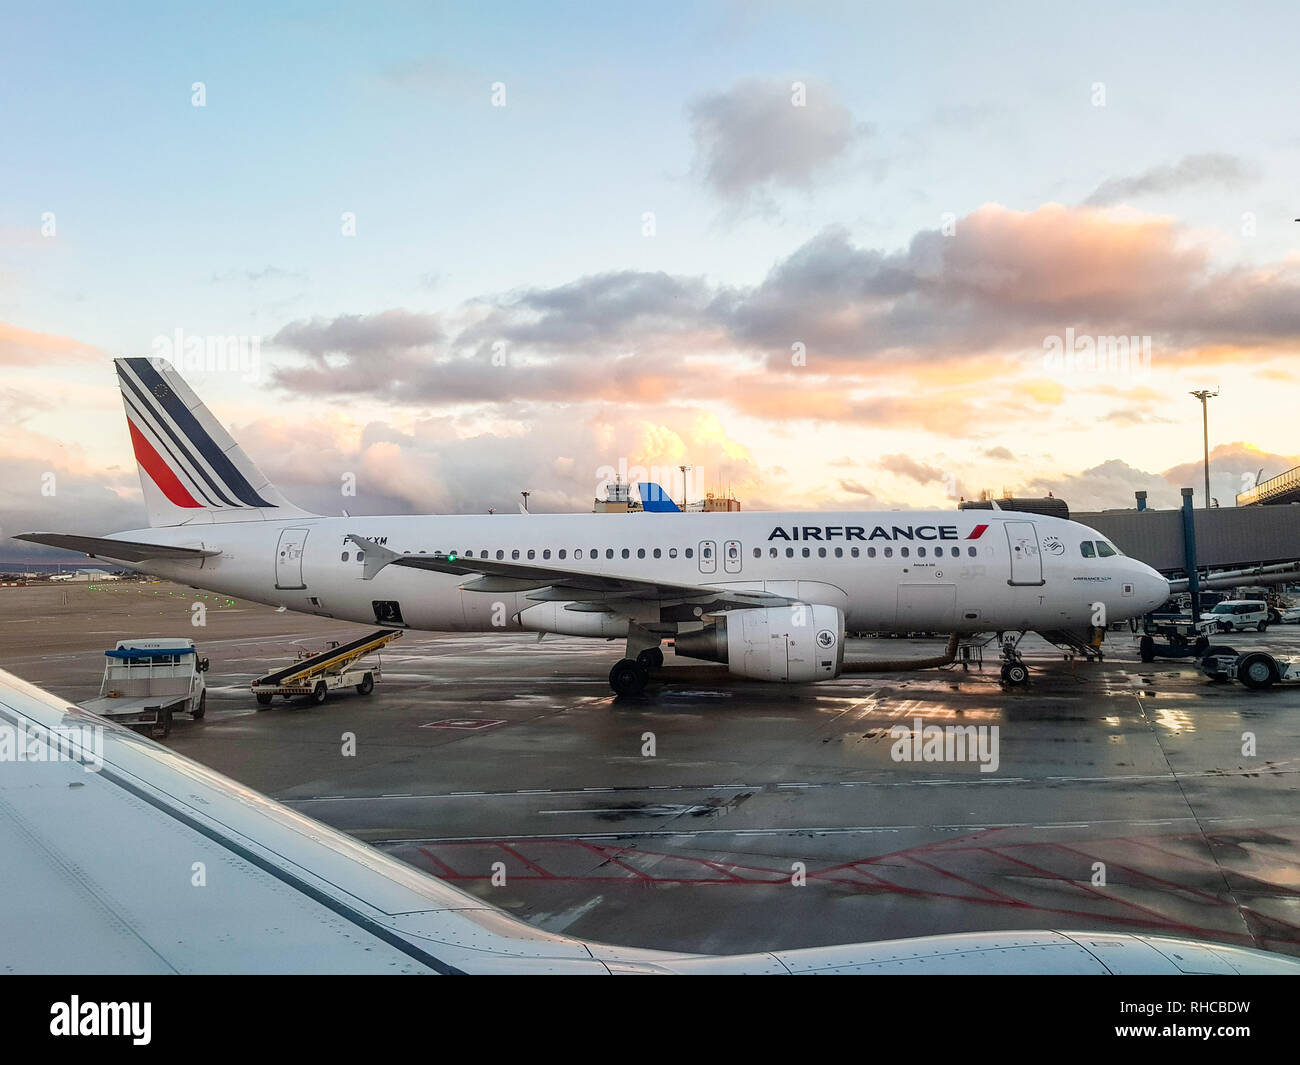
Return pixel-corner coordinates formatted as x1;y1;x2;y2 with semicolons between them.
346;534;401;580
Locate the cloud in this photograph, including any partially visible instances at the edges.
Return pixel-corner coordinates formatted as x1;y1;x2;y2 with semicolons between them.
272;309;442;358
230;406;764;518
983;446;1016;461
1162;441;1300;507
1026;459;1180;512
210;266;306;283
1102;408;1173;425
1084;153;1256;207
0;322;102;366
878;453;945;484
689;78;864;204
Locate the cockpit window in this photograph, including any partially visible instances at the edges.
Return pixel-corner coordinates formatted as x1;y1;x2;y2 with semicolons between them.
1095;541;1117;557
1079;542;1096;558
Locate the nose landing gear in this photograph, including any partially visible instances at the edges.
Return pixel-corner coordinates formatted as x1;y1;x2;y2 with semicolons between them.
998;633;1030;686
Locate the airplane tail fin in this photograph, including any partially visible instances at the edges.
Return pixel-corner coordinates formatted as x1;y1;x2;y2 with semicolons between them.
638;482;682;513
114;357;313;527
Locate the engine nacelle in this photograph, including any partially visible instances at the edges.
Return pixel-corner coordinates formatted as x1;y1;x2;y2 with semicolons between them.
516;602;629;638
673;604;844;682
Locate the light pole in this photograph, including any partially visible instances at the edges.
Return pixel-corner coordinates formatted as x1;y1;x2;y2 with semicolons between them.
679;465;692;510
1189;389;1218;508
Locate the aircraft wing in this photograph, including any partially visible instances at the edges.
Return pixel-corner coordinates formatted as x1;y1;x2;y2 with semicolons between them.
345;534;796;611
13;532;221;563
3;665;1297;974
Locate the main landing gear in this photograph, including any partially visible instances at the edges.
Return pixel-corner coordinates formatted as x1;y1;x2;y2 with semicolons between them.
609;634;665;696
998;633;1030;687
609;658;649;696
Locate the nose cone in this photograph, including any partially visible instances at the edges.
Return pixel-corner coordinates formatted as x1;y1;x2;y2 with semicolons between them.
1137;563;1170;613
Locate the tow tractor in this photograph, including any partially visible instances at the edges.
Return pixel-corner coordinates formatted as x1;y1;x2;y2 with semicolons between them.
80;638;209;738
1201;648;1300;690
250;628;402;707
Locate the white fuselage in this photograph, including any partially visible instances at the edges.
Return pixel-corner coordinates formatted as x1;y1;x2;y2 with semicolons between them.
108;510;1169;636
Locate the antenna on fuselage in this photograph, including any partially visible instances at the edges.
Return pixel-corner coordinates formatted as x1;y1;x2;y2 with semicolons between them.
520;490;531;514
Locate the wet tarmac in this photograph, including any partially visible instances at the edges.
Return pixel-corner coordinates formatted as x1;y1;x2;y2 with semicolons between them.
3;580;1298;957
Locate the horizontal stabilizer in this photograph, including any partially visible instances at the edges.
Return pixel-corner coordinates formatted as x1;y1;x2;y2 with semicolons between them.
14;532;220;563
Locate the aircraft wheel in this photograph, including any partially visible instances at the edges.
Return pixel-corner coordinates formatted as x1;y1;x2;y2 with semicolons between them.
1239;653;1278;690
356;672;374;695
1002;661;1029;686
636;647;664;670
1139;635;1156;663
191;691;206;719
255;692;274;707
311;680;328;705
609;658;648;696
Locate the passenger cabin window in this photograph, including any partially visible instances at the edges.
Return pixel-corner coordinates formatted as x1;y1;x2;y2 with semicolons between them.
606;549;614;559
867;547;876;558
834;547;843;558
685;548;694;558
558;549;566;559
527;549;536;560
884;547;893;558
967;546;976;557
636;548;645;559
669;548;677;558
622;548;631;559
542;549;551;559
1080;542;1096;558
512;549;520;560
851;547;859;558
917;547;926;558
753;548;761;559
654;548;661;558
785;547;794;558
341;551;350;561
817;547;826;558
496;550;505;560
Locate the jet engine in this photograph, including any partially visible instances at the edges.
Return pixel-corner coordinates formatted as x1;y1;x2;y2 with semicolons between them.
673;604;844;682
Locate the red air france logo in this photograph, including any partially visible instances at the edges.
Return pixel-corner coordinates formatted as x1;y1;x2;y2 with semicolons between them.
966;524;989;539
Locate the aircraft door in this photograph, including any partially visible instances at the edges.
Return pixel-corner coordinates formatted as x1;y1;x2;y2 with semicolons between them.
698;540;717;574
1004;521;1044;587
723;539;742;574
275;527;309;590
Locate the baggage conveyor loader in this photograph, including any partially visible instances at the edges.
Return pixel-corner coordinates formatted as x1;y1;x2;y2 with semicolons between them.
251;628;403;707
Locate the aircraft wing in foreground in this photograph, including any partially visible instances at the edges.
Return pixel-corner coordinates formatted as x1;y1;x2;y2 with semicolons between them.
2;667;1296;975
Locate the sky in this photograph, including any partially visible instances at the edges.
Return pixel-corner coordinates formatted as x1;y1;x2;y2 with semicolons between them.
4;1;1300;554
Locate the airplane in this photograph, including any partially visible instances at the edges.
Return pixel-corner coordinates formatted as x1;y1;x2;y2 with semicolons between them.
17;357;1170;695
3;664;1296;974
